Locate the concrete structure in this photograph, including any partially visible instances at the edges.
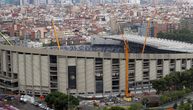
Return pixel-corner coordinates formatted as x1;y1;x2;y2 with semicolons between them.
0;44;193;96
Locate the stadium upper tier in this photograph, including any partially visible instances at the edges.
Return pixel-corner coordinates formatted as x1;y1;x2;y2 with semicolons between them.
48;45;124;53
100;34;193;53
1;34;193;53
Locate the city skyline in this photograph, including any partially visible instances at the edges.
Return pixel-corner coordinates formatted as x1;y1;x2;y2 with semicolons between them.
3;0;192;5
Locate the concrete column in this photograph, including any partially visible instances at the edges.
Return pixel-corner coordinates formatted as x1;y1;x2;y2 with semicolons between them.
33;55;41;89
186;60;191;70
163;60;170;77
41;56;49;91
103;59;112;93
77;58;86;93
119;59;125;92
12;53;18;74
58;57;68;93
149;60;157;80
85;59;95;94
135;60;143;82
25;55;33;86
2;51;6;72
18;54;25;91
175;60;181;71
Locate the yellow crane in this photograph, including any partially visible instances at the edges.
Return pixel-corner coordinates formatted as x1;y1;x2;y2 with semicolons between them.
0;32;13;46
121;33;132;101
142;9;158;54
51;19;61;50
141;18;151;55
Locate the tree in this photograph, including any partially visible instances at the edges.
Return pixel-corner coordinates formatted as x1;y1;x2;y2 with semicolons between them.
173;103;177;109
157;29;193;43
152;69;193;94
45;91;79;110
152;78;167;94
178;103;191;110
108;106;125;110
128;103;143;110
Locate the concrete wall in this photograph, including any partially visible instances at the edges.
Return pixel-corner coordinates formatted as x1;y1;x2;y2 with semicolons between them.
58;57;67;93
149;60;156;80
2;51;6;72
186;60;191;69
41;56;49;91
119;59;125;92
1;45;193;95
85;59;95;94
33;55;41;90
12;53;18;73
103;59;112;93
26;55;33;86
175;60;181;71
135;60;143;81
163;60;170;77
77;58;86;93
18;54;25;91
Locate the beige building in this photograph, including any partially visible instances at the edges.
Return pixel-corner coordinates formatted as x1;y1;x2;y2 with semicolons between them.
0;44;193;96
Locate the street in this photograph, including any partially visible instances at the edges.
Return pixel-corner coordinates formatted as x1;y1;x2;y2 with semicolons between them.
10;101;42;110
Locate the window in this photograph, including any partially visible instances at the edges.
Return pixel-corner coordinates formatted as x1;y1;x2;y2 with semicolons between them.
170;59;175;64
157;59;163;65
68;66;76;89
157;70;163;73
50;55;57;63
96;81;103;93
13;74;17;79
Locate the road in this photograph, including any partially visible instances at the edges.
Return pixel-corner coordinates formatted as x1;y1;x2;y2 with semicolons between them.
8;100;42;110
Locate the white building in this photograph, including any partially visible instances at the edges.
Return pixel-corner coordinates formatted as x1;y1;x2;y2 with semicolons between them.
129;0;140;4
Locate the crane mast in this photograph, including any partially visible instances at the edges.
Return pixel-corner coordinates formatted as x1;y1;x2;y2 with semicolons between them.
121;34;131;99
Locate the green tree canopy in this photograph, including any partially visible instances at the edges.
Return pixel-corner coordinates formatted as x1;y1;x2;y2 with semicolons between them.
45;91;79;110
157;29;193;43
108;106;125;110
128;103;143;110
152;69;193;94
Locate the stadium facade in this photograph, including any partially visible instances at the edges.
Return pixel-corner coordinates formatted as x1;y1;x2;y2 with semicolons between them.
0;35;193;97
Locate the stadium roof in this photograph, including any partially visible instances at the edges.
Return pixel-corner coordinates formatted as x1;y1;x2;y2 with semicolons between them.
100;34;193;53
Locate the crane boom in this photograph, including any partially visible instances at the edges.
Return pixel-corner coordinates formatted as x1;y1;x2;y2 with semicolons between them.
51;19;60;50
121;34;130;98
141;18;151;55
142;8;158;54
0;32;13;46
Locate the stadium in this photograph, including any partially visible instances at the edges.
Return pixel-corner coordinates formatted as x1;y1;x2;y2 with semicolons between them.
0;34;193;97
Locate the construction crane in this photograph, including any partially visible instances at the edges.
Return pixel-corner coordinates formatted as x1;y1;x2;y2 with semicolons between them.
141;18;151;55
121;33;132;101
51;19;61;50
0;32;13;46
141;6;158;54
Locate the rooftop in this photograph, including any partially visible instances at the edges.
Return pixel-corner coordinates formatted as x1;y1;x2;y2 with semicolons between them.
100;34;193;53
